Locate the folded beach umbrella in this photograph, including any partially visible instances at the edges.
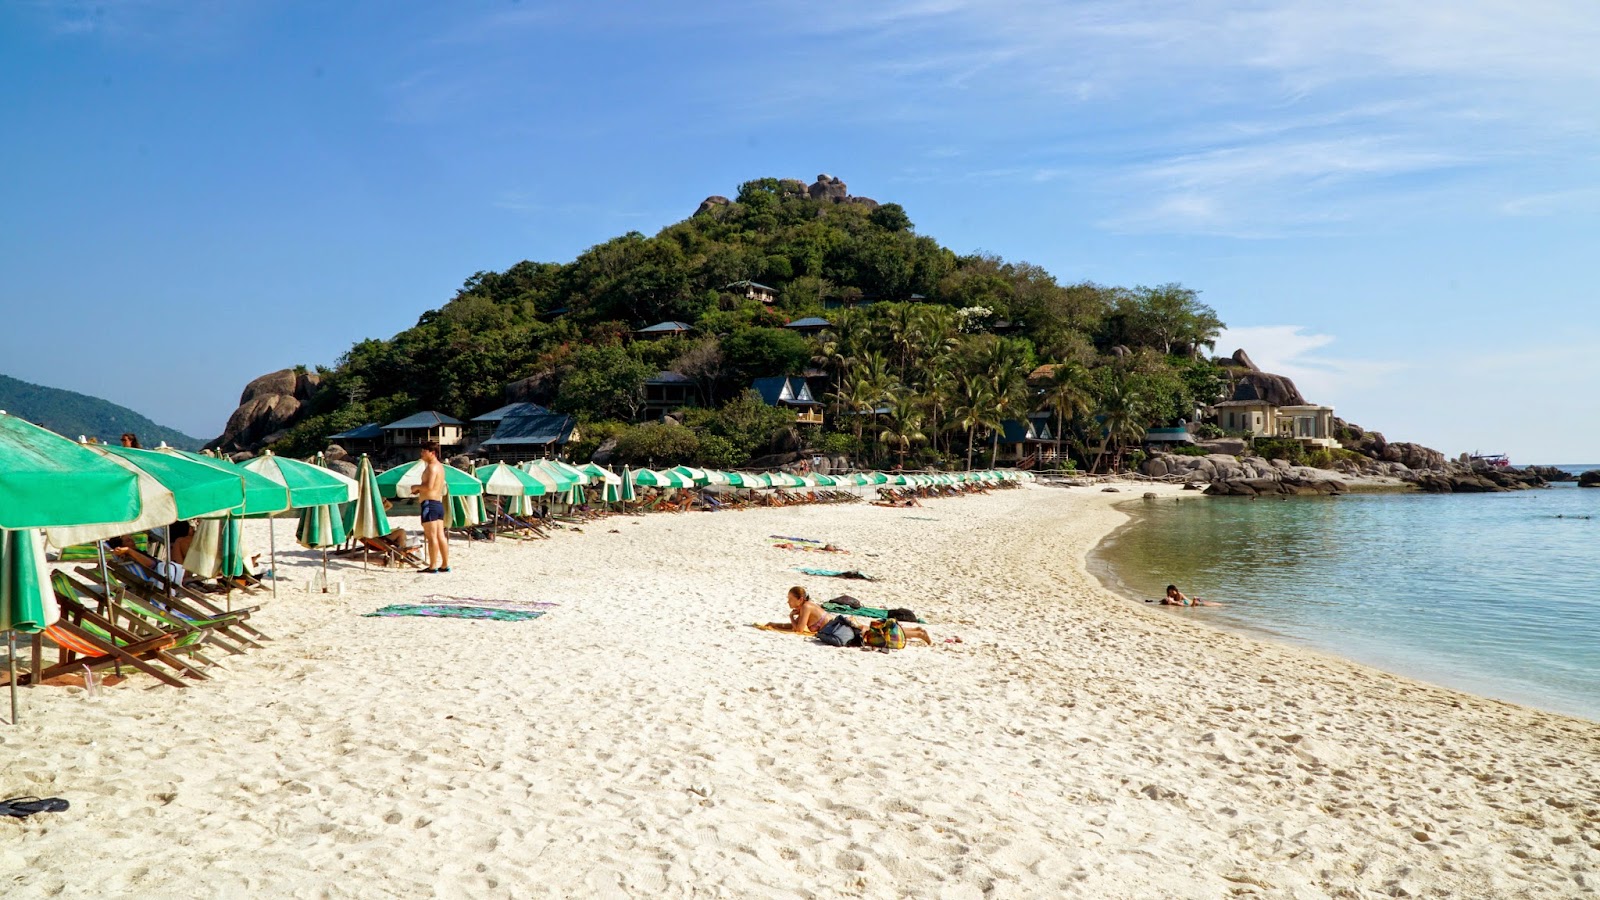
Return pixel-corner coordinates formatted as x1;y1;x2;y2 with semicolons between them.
375;460;483;499
620;467;637;502
448;493;484;528
185;516;250;579
568;482;586;506
344;456;392;541
1;527;59;724
296;503;348;549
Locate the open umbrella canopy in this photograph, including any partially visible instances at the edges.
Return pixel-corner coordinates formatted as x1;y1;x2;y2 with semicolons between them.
669;466;709;486
242;452;358;508
375;460;483;498
632;469;689;489
1;528;58;635
0;412;144;530
545;459;591;485
155;447;290;515
477;463;546;496
525;460;577;491
812;473;837;487
580;463;622;486
97;445;245;521
344;456;392;540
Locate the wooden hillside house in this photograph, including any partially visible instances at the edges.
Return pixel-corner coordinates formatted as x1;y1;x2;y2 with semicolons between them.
382;411;466;451
725;281;778;304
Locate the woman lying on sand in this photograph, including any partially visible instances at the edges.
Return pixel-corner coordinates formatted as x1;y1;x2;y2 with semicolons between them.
765;587;934;645
764;587;833;634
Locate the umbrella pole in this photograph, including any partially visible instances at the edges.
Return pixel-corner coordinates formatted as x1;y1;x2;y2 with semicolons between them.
268;517;278;599
8;631;17;726
97;545;122;678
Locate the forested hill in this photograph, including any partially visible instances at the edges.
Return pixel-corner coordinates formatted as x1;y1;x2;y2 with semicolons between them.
0;373;203;450
266;175;1229;471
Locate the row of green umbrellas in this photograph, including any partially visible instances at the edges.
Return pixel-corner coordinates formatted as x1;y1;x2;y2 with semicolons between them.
622;466;1032;492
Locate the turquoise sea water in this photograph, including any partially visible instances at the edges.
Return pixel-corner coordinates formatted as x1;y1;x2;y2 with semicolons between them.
1093;466;1600;721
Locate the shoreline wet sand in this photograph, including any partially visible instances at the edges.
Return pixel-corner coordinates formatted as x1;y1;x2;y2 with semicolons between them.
5;484;1597;898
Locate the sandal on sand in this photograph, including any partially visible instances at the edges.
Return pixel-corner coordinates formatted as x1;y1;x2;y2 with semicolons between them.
420;568;438;574
0;797;70;818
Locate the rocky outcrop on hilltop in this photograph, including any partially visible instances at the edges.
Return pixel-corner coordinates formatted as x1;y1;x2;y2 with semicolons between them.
694;174;878;218
209;368;319;452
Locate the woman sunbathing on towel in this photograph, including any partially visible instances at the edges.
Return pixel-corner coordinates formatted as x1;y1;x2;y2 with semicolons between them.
765;586;834;634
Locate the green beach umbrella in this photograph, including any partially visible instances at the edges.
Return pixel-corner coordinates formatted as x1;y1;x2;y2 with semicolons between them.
669;465;709;486
154;446;290;516
568;482;586;506
524;460;575;491
184;516;249;579
621;467;637;502
478;463;545;496
45;443;250;548
241;451;358;509
375;460;483;498
0;412;144;530
580;462;619;485
633;469;689;489
546;459;591;484
812;473;837;487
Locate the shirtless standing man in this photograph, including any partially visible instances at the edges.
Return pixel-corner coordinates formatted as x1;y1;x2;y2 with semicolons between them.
412;441;450;573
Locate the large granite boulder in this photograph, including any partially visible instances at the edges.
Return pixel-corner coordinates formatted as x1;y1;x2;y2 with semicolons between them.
209;368;321;452
694;195;731;216
1579;470;1600;488
808;174;849;202
1197;437;1248;456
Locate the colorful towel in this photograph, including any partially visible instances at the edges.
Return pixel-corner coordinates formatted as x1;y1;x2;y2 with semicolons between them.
751;623;815;636
771;542;848;553
794;567;875;580
364;604;545;622
821;603;924;623
421;595;559;613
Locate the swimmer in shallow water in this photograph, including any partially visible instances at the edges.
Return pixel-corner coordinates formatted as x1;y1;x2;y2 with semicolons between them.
1162;584;1221;607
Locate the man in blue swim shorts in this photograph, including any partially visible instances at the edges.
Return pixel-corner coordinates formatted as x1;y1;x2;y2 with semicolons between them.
411;440;450;573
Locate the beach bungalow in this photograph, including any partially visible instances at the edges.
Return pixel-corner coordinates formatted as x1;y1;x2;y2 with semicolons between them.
993;417;1055;464
783;316;832;336
635;321;694;340
469;402;552;444
479;411;580;462
751;376;824;425
382;411;466;452
1212;382;1340;448
326;422;384;456
642;372;698;420
725;281;779;304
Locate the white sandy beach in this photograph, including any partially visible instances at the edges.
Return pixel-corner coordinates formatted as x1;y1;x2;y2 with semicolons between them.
4;484;1597;898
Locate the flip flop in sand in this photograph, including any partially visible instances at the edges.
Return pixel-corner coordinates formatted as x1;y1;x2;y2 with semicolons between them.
0;797;70;818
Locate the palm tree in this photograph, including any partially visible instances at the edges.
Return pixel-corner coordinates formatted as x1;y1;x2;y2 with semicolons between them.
878;396;927;468
1040;362;1093;467
954;375;1001;471
1094;380;1149;473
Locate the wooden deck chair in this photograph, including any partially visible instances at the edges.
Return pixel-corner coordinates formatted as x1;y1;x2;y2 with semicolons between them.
81;560;272;643
56;572;254;656
52;589;215;680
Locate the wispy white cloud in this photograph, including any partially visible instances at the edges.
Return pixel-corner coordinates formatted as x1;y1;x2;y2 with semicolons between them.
1215;325;1406;404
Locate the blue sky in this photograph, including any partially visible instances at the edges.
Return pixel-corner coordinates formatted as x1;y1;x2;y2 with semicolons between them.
2;1;1597;461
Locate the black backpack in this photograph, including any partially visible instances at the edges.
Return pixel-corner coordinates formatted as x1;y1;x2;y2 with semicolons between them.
817;615;860;647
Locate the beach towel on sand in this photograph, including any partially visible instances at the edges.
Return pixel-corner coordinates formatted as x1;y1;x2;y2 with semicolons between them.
751;623;815;636
421;595;559;613
794;567;875;580
364;604;545;622
821;603;924;623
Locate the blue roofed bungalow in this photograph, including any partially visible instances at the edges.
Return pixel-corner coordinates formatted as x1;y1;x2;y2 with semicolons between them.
469;402;551;442
479;411;580;463
783;316;832;335
751;376;824;426
994;417;1055;465
381;411;465;452
327;422;385;456
634;321;694;339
